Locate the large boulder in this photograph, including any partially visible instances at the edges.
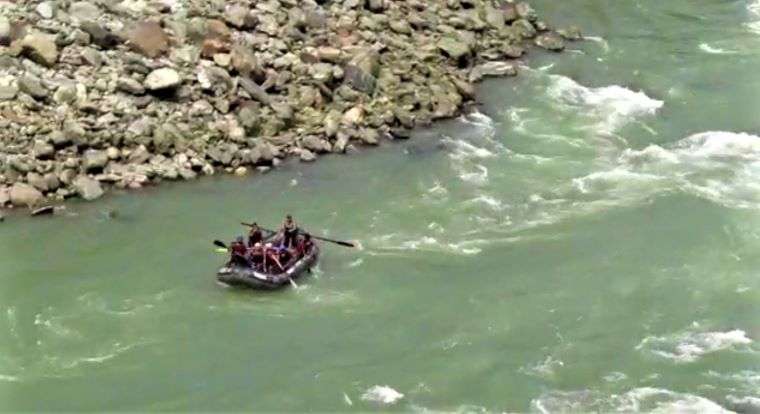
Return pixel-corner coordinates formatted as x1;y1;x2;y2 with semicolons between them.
127;22;168;58
469;61;517;82
144;68;181;91
9;183;43;207
344;49;380;94
73;176;104;201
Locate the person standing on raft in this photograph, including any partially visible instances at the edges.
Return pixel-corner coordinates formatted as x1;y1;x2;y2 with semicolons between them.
281;215;299;249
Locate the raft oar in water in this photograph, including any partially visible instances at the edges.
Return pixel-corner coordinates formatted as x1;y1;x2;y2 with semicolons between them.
212;240;299;289
241;223;356;248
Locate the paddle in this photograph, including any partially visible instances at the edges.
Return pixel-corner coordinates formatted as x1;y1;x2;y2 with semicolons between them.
241;222;356;248
213;240;228;249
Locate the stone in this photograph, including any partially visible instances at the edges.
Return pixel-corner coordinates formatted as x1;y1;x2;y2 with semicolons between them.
117;77;145;95
437;36;471;60
310;63;334;83
516;2;538;21
18;74;47;99
390;20;412;35
317;47;342;63
483;5;505;30
72;176;104;201
359;128;379;145
213;53;231;67
0;187;9;205
301;136;331;153
0;17;9;46
27;172;49;192
83;149;109;172
37;2;56;19
33;140;55;159
225;5;255;29
128;22;169;58
206;19;231;41
239;78;272;105
69;2;101;21
82;47;103;68
80;21;119;48
344;49;380;94
0;75;17;101
501;3;519;23
31;206;55;216
299;149;316;162
9;183;43;207
366;0;385;12
144;68;181;91
535;32;566;51
503;44;524;58
230;45;258;75
237;104;259;133
234;166;248;176
469;61;517;82
17;33;58;67
342;106;364;126
512;19;537;38
43;173;60;191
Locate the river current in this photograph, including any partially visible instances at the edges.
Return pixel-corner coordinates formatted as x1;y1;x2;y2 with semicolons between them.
2;0;759;411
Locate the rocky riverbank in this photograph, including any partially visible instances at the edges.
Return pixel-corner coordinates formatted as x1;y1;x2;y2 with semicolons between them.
0;0;579;216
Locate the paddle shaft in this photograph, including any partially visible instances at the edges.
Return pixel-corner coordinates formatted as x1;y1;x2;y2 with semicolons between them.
241;223;355;248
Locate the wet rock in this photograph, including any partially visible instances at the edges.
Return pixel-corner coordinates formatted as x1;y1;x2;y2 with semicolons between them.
503;44;525;58
299;149;316;162
83;149;109;172
31;205;55;216
17;33;58;67
128;22;169;58
469;61;517;82
342;106;364;126
535;32;566;51
18;74;47;100
73;176;104;201
359;128;379;145
144;68;181;91
559;26;583;41
9;183;43;207
301;136;331;153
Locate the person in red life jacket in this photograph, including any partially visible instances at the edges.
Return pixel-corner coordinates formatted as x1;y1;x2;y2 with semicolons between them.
249;242;264;270
262;243;284;273
229;236;249;267
296;233;314;258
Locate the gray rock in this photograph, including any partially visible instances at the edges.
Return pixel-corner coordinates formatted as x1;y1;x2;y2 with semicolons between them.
437;36;471;60
128;21;168;58
301;135;331;153
127;145;151;164
83;149;109;172
72;176;104;201
9;183;43;207
18;74;47;99
469;61;517;82
310;63;334;83
43;173;60;191
237;104;259;133
389;20;412;35
0;17;9;46
516;2;538;21
299;149;316;162
512;19;537;38
69;2;101;21
535;32;566;51
359;128;379;145
0;78;18;101
63;120;86;145
36;2;56;19
144;68;181;91
79;21;120;49
31;206;55;216
344;49;379;94
18;33;58;67
483;5;505;30
503;44;525;58
117;77;145;95
27;172;49;192
239;77;272;105
366;0;386;12
32;140;55;159
225;4;256;29
0;187;9;205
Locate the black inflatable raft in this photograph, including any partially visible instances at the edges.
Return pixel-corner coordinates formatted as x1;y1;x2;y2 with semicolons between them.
216;244;319;290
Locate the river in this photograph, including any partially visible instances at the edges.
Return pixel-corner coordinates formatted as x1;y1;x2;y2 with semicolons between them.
2;0;759;411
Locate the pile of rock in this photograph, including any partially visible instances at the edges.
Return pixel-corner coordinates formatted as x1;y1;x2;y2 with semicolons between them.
0;0;579;212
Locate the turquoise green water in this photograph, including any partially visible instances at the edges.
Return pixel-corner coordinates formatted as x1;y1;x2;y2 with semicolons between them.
2;0;760;411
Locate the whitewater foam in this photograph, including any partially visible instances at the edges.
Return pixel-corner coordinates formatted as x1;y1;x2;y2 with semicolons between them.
519;356;564;379
546;74;663;133
636;327;752;363
531;387;731;413
699;43;738;55
361;385;404;405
